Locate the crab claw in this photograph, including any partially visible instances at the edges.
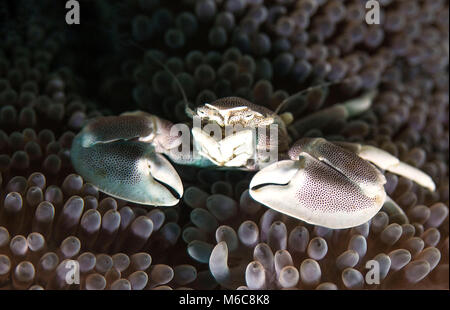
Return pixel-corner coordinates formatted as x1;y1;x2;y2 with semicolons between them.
249;151;387;229
71;128;183;207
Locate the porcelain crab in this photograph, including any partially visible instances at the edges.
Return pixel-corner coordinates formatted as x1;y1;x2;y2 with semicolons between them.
70;90;435;229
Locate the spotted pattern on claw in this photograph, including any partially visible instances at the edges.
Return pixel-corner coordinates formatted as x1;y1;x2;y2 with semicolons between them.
249;136;391;229
82;115;155;147
249;155;387;229
294;153;385;213
71;122;183;206
76;139;150;185
289;138;386;199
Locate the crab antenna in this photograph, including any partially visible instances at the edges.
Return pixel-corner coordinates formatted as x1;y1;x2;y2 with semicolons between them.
274;81;341;115
124;40;195;117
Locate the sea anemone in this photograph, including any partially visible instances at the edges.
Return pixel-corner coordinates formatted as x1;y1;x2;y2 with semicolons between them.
182;182;448;289
0;0;448;290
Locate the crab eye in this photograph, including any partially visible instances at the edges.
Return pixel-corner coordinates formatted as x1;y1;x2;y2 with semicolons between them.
197;110;207;117
243;113;254;120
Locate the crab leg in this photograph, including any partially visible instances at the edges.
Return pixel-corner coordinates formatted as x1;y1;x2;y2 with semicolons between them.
332;141;436;191
289;91;376;139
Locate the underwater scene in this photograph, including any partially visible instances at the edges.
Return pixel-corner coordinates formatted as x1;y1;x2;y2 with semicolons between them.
0;0;448;291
